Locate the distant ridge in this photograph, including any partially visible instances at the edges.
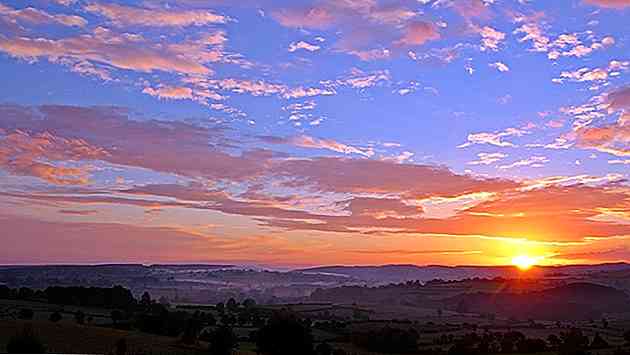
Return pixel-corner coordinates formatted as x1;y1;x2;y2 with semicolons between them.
297;262;630;283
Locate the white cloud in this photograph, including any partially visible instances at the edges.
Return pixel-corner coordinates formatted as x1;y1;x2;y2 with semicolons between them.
288;41;321;52
489;61;510;72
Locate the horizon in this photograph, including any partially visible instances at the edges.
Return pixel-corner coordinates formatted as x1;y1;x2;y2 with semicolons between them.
0;0;629;268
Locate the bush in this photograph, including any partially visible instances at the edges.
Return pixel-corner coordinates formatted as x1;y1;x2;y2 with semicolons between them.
256;312;314;355
208;326;238;355
6;325;46;353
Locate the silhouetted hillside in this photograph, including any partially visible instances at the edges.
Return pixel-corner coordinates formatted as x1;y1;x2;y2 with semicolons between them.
443;282;630;320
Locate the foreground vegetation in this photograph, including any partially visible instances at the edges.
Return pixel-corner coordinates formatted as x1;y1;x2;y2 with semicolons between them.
1;285;630;355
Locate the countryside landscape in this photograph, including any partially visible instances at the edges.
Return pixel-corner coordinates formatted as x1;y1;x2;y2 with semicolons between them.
0;0;629;354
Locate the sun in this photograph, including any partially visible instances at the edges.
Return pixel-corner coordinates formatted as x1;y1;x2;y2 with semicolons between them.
511;255;539;271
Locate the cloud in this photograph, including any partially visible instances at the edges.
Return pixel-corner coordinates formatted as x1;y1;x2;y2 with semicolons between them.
272;6;336;29
0;129;106;185
606;85;630;111
3;103;627;254
525;138;573;150
274;157;518;198
395;21;440;47
0;104;269;182
458;127;529;148
554;60;628;84
84;3;227;27
0;28;216;75
142;85;194;100
499;156;549;169
0;4;87;27
288;40;321;52
476;26;506;51
451;0;491;19
490;61;510;72
262;135;373;157
514;22;615;60
467;152;507;165
574;114;630;157
583;0;630;9
270;1;440;60
0;213;216;263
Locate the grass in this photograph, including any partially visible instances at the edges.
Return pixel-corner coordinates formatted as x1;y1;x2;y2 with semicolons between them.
0;320;257;355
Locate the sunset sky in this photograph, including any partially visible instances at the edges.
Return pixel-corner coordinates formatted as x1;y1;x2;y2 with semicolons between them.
0;0;628;267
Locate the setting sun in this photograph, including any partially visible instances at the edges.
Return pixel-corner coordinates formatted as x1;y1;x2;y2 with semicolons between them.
511;255;541;271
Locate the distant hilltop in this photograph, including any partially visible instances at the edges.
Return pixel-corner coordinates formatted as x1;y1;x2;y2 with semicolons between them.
297;262;630;283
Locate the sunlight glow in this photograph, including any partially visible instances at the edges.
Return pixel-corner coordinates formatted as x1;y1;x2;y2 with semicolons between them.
511;255;542;270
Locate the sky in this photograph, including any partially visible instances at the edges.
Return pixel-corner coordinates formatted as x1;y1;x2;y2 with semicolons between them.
0;0;628;267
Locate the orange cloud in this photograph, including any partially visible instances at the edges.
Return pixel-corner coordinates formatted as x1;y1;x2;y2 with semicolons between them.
574;114;630;157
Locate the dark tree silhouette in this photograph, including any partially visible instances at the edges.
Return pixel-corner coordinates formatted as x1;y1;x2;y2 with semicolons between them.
590;333;609;349
243;298;256;309
49;311;62;322
226;298;238;312
208;325;238;355
315;342;333;355
111;309;124;325
17;308;34;320
114;338;127;355
256;312;314;355
75;310;85;324
559;328;590;355
6;325;46;354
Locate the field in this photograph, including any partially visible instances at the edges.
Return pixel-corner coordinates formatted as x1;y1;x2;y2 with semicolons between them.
2;298;630;355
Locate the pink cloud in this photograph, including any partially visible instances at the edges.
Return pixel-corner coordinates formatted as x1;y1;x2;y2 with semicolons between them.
395;21;440;47
0;29;213;75
0;4;87;27
272;6;336;29
584;0;630;8
452;0;491;19
261;135;373;157
575;114;630;157
85;3;227;27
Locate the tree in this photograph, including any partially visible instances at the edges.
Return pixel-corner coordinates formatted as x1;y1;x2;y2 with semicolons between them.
75;310;85;325
590;333;609;349
256;313;314;355
559;328;590;355
227;298;238;312
111;310;124;325
243;298;257;309
17;308;34;320
49;311;62;322
316;342;333;355
180;318;201;345
216;302;225;314
6;325;46;353
114;338;127;355
140;291;152;309
548;334;561;348
208;325;238;355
